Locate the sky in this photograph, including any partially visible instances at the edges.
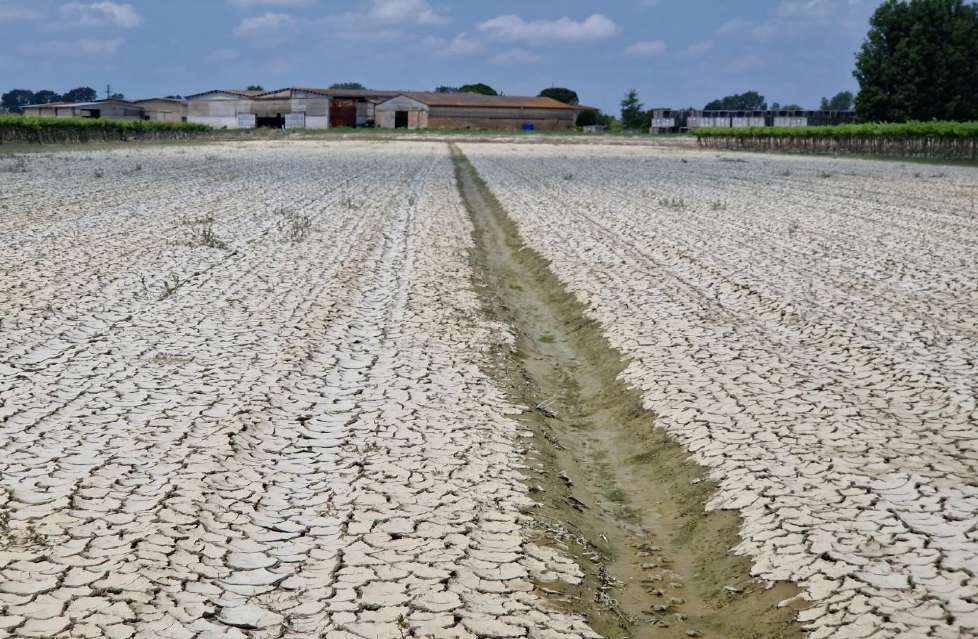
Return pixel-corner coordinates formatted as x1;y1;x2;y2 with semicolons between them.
0;0;879;113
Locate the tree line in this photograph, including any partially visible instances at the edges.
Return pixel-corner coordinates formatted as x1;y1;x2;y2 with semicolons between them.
1;87;103;113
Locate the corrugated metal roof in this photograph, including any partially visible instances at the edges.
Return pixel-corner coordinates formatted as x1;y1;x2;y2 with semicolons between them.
394;92;591;110
185;89;269;99
23;100;135;109
134;98;187;105
293;87;401;99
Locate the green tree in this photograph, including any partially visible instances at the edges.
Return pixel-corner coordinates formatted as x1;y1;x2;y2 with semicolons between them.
246;85;265;91
820;90;855;111
330;82;366;90
32;90;62;104
459;83;498;96
855;0;978;121
620;89;646;129
63;87;98;103
1;90;35;113
576;110;598;127
782;104;804;111
705;91;767;110
435;86;459;93
539;87;579;105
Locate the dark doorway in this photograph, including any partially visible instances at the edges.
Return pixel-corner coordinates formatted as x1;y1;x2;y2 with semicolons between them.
256;114;285;128
330;99;357;128
394;111;409;128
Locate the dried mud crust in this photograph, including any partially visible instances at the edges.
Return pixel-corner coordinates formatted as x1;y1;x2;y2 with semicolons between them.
460;143;978;639
0;142;602;639
452;144;804;639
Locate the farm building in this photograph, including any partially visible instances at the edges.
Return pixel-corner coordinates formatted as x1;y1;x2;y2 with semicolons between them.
375;93;591;131
310;88;400;128
185;89;271;129
185;88;592;131
650;108;857;133
22;99;145;120
133;98;188;122
185;88;399;129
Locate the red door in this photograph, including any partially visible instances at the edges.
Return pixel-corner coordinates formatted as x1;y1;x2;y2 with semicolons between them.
330;99;356;128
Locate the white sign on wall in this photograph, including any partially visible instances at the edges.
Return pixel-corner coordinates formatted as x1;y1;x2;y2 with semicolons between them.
237;113;256;129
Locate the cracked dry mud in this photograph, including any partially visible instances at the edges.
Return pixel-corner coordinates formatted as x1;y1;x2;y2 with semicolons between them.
461;143;978;639
0;143;597;639
1;140;975;639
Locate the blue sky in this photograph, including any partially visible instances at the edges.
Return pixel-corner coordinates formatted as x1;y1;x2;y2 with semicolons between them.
0;0;877;113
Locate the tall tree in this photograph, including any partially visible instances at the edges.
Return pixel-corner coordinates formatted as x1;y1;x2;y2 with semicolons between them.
538;87;579;105
330;82;366;90
1;90;35;113
854;0;978;121
620;89;646;129
705;91;766;110
62;87;98;103
458;83;498;96
32;90;62;104
820;90;855;111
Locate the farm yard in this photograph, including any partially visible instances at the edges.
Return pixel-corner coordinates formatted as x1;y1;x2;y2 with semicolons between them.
1;139;977;639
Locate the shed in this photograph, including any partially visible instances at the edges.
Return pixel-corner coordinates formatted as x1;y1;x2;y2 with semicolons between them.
185;88;400;129
296;88;400;128
22;100;144;120
185;89;268;129
375;92;591;131
134;98;188;122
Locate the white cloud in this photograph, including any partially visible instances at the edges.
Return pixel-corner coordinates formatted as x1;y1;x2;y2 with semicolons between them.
717;0;869;42
228;0;312;6
369;0;446;25
778;0;834;19
430;32;485;56
626;40;667;56
0;6;41;22
479;14;619;44
319;0;447;41
492;48;540;65
234;12;295;37
61;2;143;29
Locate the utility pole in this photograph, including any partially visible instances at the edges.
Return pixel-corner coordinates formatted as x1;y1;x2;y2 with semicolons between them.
106;84;111;100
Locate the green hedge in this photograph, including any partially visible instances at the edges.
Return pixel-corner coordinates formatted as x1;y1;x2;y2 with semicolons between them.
0;114;209;133
696;121;978;140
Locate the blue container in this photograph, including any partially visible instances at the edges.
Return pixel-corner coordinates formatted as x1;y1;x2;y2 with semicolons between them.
521;123;535;132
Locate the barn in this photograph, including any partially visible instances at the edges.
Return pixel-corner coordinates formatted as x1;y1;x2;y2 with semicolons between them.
310;88;400;128
22;99;145;120
133;98;188;122
185;89;269;128
185;88;400;129
375;93;591;131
